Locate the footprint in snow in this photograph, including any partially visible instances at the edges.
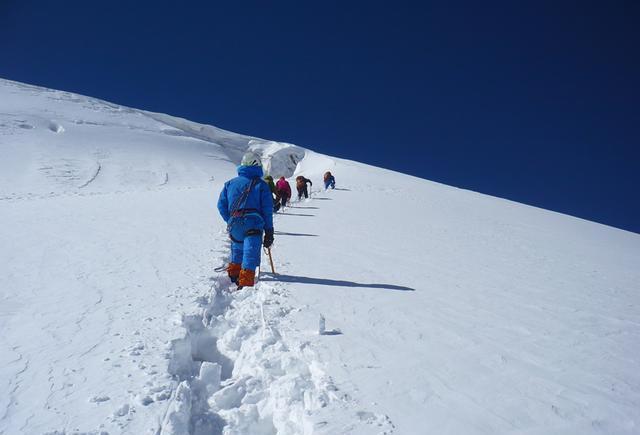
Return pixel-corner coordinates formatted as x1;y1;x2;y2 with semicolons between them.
48;121;65;133
89;395;110;403
356;411;395;430
138;395;154;406
113;403;130;417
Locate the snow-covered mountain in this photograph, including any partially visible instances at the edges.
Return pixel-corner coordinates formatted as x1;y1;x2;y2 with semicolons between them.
1;78;638;435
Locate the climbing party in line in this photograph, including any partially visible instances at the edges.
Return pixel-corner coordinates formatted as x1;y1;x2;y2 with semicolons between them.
217;151;337;290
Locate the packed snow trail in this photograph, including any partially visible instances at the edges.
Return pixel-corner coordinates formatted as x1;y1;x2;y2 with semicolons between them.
159;237;339;435
2;78;640;434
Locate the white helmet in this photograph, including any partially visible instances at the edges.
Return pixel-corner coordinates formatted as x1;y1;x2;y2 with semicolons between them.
240;151;262;167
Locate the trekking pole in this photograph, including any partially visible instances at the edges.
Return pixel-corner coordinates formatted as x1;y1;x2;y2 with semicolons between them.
264;247;276;274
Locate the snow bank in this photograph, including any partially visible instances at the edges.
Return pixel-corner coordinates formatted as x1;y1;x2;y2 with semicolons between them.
247;139;307;179
158;236;338;434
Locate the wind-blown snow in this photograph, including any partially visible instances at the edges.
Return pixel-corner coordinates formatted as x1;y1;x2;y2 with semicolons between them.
1;78;639;435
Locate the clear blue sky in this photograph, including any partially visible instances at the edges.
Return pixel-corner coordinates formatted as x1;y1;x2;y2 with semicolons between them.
2;1;638;233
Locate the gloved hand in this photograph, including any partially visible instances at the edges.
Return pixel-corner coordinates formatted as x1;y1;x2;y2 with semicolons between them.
263;228;274;248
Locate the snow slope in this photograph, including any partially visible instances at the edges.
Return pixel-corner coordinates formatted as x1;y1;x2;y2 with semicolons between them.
1;78;639;435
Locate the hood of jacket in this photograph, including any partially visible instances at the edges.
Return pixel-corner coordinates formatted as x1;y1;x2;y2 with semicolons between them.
237;165;264;179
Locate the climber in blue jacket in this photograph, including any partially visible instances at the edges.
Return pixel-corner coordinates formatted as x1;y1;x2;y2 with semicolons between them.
323;171;336;190
217;152;274;288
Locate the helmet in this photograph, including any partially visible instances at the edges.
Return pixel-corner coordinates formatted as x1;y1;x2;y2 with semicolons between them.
241;151;262;167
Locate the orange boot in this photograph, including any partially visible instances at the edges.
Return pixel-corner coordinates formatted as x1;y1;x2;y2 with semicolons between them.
227;263;241;284
238;269;256;288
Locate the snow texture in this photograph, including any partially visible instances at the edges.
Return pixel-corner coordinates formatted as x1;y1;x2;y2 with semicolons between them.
1;78;639;434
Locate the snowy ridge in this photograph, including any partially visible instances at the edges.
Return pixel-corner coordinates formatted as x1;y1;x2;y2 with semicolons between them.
0;78;300;199
2;78;640;434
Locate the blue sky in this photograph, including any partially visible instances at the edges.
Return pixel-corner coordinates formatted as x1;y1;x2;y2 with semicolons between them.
1;1;638;232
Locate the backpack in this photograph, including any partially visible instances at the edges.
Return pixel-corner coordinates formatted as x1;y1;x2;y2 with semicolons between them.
227;178;259;234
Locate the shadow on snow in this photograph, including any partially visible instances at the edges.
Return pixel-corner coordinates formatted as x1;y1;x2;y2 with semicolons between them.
320;329;343;336
261;273;414;292
278;212;315;217
274;231;319;237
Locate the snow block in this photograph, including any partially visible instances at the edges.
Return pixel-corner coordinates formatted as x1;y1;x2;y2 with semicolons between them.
160;381;192;435
199;361;222;396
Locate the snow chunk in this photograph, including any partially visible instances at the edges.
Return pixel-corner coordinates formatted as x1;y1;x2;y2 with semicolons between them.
160;381;192;435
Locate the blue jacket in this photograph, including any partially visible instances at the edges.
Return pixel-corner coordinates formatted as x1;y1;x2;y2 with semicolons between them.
324;175;335;188
217;165;274;231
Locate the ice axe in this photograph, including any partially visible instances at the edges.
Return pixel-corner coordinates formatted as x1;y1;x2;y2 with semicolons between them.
264;247;276;274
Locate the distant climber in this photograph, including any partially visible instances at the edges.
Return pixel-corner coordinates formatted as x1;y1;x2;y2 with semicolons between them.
264;175;281;212
275;176;291;209
264;174;276;194
217;152;274;289
323;171;336;190
295;175;313;200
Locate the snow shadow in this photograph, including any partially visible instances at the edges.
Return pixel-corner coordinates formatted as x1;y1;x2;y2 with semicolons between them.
320;329;343;336
290;206;319;209
333;188;351;191
274;231;318;237
278;212;315;217
312;197;332;200
261;274;415;291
